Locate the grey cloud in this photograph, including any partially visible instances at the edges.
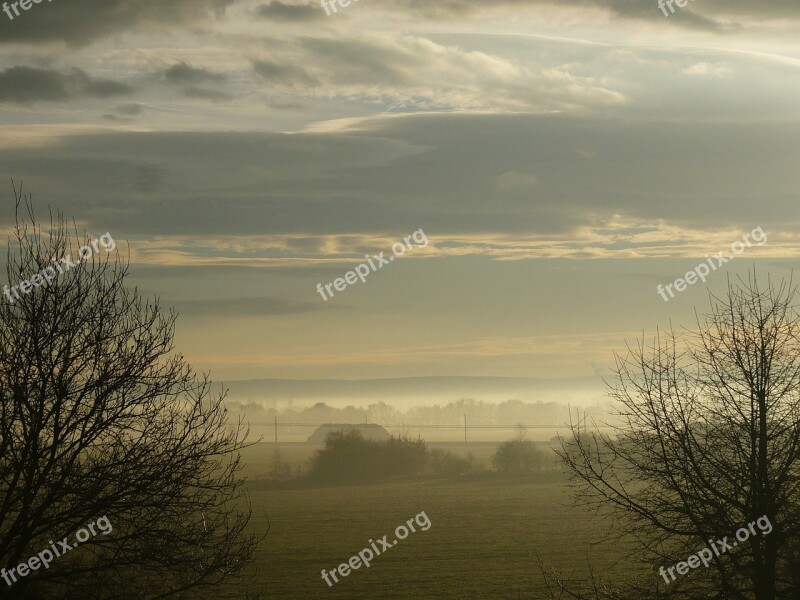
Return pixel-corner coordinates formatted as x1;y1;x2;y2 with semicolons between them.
259;34;624;112
269;101;304;109
134;166;164;194
252;60;319;87
181;87;234;102
103;103;144;122
0;67;132;104
0;67;69;102
116;103;144;116
551;0;723;31
255;1;322;22
162;62;231;102
12;30;625;119
80;79;133;98
0;0;233;45
602;0;725;31
164;62;227;86
2;114;798;240
300;38;422;86
375;0;788;31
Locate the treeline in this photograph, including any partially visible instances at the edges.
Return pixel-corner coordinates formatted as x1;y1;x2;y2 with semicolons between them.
229;398;609;428
293;429;559;484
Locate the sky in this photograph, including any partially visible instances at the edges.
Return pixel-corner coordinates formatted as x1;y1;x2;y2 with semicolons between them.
0;0;798;382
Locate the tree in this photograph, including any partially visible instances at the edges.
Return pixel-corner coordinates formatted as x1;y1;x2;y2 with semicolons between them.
0;190;261;599
308;430;427;482
492;423;548;474
554;273;800;600
427;448;474;478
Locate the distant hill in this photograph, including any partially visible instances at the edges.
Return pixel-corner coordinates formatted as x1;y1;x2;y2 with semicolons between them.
222;375;606;408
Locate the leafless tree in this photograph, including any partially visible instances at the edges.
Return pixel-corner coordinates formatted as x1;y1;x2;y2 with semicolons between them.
0;188;263;599
550;272;800;600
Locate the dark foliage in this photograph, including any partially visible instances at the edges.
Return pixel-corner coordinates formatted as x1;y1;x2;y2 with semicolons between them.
307;430;428;482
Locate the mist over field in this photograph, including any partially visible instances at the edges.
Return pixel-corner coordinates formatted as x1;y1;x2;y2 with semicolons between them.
223;375;606;406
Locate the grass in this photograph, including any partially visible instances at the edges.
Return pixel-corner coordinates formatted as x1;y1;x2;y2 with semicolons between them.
236;442;641;599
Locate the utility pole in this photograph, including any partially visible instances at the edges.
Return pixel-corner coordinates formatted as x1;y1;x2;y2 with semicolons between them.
464;414;467;444
274;416;278;444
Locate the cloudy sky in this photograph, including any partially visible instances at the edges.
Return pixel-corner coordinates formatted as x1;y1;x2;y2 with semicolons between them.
0;0;797;383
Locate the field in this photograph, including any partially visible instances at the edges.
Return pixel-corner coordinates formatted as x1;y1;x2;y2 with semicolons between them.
238;442;641;599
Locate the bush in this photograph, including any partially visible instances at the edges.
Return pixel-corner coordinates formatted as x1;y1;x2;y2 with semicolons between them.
381;434;429;476
492;439;550;474
308;430;427;482
427;448;474;477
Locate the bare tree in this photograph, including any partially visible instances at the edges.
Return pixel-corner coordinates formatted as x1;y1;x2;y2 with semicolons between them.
0;188;262;599
552;272;800;600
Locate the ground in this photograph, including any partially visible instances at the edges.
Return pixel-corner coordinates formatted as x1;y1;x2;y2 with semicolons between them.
237;442;641;599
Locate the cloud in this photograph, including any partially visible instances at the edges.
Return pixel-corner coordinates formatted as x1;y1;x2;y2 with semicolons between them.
681;62;733;77
164;62;227;86
2;114;798;254
161;62;232;102
255;1;322;22
495;171;539;194
133;166;165;194
370;0;738;31
103;103;144;122
0;67;133;104
252;59;320;87
168;296;324;317
566;0;725;31
115;103;144;115
180;87;234;102
79;78;132;98
0;67;69;102
0;0;234;46
249;34;625;112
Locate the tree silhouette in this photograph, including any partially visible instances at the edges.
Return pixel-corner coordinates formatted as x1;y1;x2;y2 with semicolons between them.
551;273;800;600
0;189;261;599
492;424;549;474
308;430;427;482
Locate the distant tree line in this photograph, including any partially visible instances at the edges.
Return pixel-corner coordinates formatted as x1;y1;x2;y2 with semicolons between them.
229;398;610;429
300;426;557;484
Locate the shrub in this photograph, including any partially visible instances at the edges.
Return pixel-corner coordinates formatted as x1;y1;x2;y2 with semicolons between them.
307;430;427;482
492;439;550;474
427;448;474;477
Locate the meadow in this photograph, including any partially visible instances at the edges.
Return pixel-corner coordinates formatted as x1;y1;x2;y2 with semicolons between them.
238;442;641;599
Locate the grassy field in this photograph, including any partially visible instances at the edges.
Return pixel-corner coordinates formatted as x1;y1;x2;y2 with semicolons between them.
237;443;641;599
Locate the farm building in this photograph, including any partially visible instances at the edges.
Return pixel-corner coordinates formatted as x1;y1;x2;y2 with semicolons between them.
306;423;391;444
